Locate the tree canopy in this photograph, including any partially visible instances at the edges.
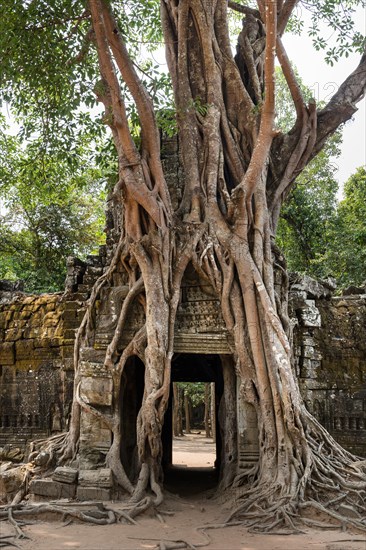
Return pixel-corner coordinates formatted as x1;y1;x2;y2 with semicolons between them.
1;1;365;290
1;0;366;537
0;114;106;292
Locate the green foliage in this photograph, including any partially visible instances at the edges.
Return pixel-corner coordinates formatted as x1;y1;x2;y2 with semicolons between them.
0;118;106;293
275;67;316;132
177;382;206;407
0;0;364;293
275;67;344;282
275;67;365;287
304;0;366;64
324;167;366;286
276;144;340;278
0;0;101;166
277;165;366;288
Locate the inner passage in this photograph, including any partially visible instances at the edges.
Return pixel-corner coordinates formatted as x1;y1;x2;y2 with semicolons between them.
172;382;216;468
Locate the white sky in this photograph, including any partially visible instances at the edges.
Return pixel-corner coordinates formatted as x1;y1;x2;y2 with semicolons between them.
282;5;366;197
2;5;365;200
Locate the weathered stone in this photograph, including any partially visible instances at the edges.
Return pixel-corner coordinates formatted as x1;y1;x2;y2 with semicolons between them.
29;479;76;499
0;465;26;501
4;327;23;341
290;273;336;298
80;376;113;406
342;285;366;296
1;266;366;464
76;486;111;501
52;467;78;484
78;469;113;488
0;462;13;474
61;345;74;359
299;301;321;327
34;450;51;467
0;446;24;463
15;340;34;359
79;411;111;464
0;342;15;365
0;280;24;292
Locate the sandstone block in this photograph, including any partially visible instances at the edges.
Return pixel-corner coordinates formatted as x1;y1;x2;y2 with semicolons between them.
29;479;76;499
78;468;113;488
5;327;23;341
15;340;34;360
80;376;113;406
0;465;25;501
299;302;321;328
33;346;60;360
0;342;15;365
0;446;24;463
76;486;111;501
64;329;77;339
52;467;78;484
61;345;74;359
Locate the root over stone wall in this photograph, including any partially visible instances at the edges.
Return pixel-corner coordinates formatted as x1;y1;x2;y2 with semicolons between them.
0;274;365;461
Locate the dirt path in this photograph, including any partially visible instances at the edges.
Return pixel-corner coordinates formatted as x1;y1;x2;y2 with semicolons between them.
2;434;365;550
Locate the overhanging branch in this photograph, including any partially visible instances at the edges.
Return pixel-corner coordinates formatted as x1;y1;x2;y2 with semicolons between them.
228;1;260;19
314;49;366;158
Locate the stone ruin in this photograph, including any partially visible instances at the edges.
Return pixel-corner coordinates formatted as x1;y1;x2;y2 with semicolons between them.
0;137;365;502
1;264;365;502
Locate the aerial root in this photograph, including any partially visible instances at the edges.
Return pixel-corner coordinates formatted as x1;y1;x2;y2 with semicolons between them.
0;498;161;542
299;500;366;532
0;536;22;549
7;508;31;540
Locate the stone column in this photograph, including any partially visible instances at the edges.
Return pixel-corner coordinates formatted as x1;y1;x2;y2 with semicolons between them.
78;361;112;468
237;380;259;470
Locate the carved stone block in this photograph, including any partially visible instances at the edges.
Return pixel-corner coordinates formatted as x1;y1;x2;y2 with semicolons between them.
52;467;78;484
80;376;113;406
0;342;15;365
76;486;111;501
29;479;76;499
78;468;113;488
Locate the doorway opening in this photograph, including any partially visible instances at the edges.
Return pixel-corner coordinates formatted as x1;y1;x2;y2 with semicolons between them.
119;355;145;482
172;381;216;468
162;354;224;495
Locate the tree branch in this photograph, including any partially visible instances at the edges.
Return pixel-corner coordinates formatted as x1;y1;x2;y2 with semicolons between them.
276;36;306;121
268;49;365;229
278;0;299;36
233;0;277;213
228;1;260;19
314;49;366;158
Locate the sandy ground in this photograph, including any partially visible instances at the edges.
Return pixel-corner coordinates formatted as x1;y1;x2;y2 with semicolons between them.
2;433;365;550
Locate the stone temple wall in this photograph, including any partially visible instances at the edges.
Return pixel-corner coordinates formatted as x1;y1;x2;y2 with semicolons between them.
0;271;365;460
289;275;366;456
0;251;103;456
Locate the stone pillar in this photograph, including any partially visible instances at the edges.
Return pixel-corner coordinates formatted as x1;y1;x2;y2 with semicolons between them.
237;380;259;470
78;360;113;468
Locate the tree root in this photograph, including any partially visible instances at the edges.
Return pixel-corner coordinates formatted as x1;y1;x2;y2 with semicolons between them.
0;536;22;549
0;497;161;542
7;508;30;540
129;520;246;550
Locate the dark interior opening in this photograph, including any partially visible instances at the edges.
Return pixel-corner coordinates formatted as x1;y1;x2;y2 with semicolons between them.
120;355;145;482
162;353;224;495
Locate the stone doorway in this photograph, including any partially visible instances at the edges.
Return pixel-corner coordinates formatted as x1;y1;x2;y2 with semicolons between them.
119;355;145;482
162;354;236;494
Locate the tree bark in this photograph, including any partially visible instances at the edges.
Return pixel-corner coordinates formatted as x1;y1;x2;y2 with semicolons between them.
42;0;366;533
184;392;191;435
173;383;183;437
204;383;211;439
210;383;216;444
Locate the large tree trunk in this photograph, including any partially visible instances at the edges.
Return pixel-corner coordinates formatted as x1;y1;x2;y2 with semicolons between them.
173;383;183;437
204;383;211;439
48;0;366;533
183;392;191;435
